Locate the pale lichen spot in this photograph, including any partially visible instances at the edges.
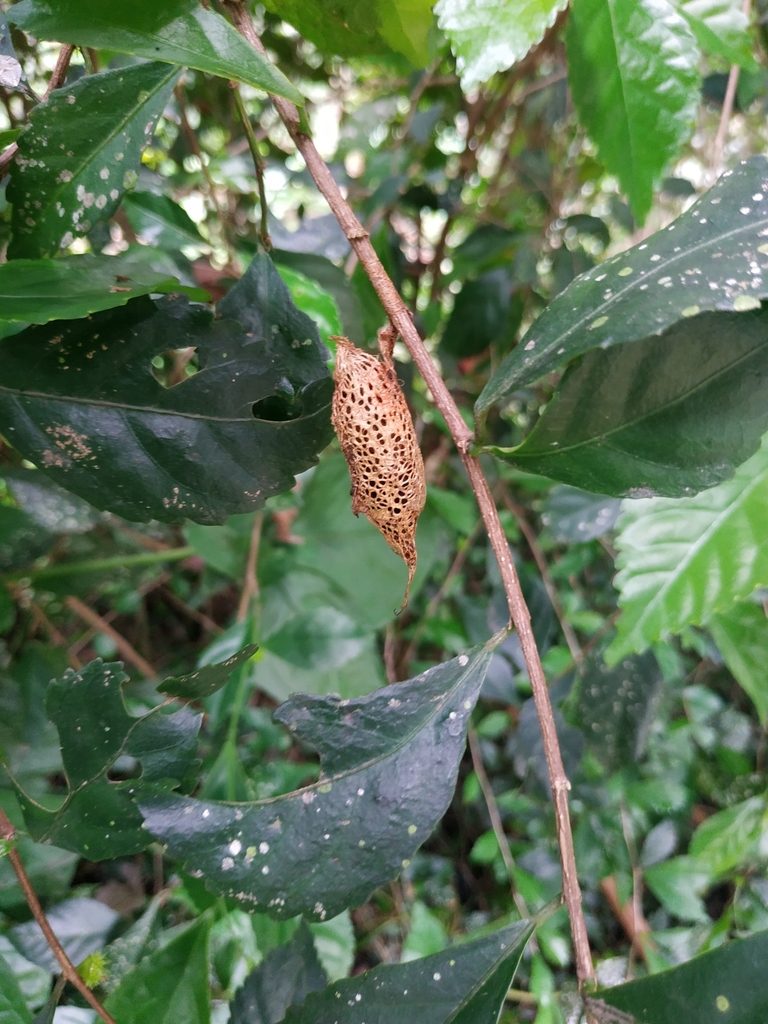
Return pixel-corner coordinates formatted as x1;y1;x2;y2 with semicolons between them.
716;995;730;1012
618;267;632;277
261;865;269;874
407;824;417;835
246;846;257;858
741;207;751;215
650;254;661;262
433;973;441;981
100;167;110;180
524;340;535;350
458;654;469;666
589;316;608;329
681;305;700;317
734;294;761;311
259;841;269;854
221;857;234;871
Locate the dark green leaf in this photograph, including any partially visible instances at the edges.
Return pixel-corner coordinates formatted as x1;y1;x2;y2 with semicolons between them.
608;436;768;662
230;923;327;1024
139;638;501;920
478;158;768;410
541;486;621;542
435;0;569;89
122;191;207;251
440;269;515;358
2;469;100;534
709;601;768;723
279;918;533;1024
0;252;333;525
487;309;768;497
9;659;201;859
261;0;434;66
0;507;52;573
8;63;179;259
566;0;700;223
11;897;119;972
261;607;368;672
272;250;365;345
105;914;212;1024
0;952;31;1024
160;644;259;699
677;0;756;69
592;928;768;1023
0;253;205;325
8;0;302;103
566;651;661;771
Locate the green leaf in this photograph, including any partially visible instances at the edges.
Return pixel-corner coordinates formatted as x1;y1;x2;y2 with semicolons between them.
566;651;662;771
676;0;756;69
0;252;333;525
688;795;768;875
261;607;368;672
289;452;446;631
0;937;47;1017
566;0;700;223
138;638;501;921
435;0;569;90
8;0;302;103
607;435;768;662
0;952;31;1024
0;506;52;573
11;897;119;973
401;900;449;961
102;896;163;994
0;128;20;149
307;912;354;982
160;644;259;699
0;253;206;325
123;191;207;251
260;0;434;66
8;62;179;259
251;647;385;704
591;928;768;1023
439;269;517;358
276;266;342;350
541;486;621;542
279;918;533;1024
709;601;768;723
487;309;768;497
9;659;201;859
477;158;768;410
230;923;327;1024
643;856;712;921
105;914;212;1024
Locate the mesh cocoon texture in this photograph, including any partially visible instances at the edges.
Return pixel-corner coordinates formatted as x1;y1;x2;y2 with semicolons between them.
331;334;426;610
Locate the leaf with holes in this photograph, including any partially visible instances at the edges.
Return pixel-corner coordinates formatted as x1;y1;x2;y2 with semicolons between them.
0;253;206;326
0;251;333;524
435;0;569;90
138;638;501;921
590;928;768;1023
5;659;202;860
607;435;768;663
478;158;768;411
8;62;179;259
278;918;534;1024
8;0;302;102
485;308;768;497
566;0;700;223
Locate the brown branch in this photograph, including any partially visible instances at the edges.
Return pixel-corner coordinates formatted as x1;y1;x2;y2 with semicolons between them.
159;585;222;635
0;809;118;1024
65;595;156;679
500;486;583;666
711;0;751;180
468;725;529;919
599;875;655;964
222;2;595;989
236;514;262;622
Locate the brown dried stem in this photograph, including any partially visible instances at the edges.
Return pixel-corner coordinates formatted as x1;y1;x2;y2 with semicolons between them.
222;2;595;989
467;725;529;919
711;0;751;179
0;809;118;1024
65;595;156;679
236;514;263;622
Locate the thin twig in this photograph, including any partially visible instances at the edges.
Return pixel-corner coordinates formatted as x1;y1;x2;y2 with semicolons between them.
500;486;583;666
65;595;157;678
0;43;75;176
468;725;529;920
236;515;262;622
599;876;654;964
67;572;171;658
159;585;222;635
0;809;118;1024
401;519;484;672
711;0;751;179
28;600;82;670
231;83;271;248
222;3;595;989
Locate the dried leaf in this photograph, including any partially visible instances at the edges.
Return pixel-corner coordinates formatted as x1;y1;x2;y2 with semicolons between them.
331;330;426;610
